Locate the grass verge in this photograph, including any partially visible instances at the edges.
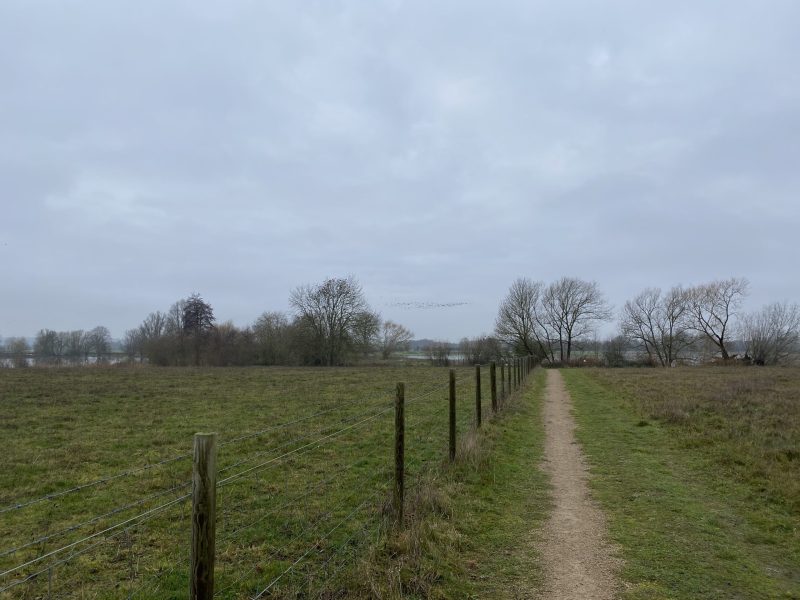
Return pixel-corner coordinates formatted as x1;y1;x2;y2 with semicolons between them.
347;368;549;599
561;368;800;600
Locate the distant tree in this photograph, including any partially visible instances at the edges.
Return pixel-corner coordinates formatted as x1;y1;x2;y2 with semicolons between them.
6;337;30;368
87;326;112;362
207;321;254;366
496;279;546;359
602;335;627;367
687;277;748;360
425;340;452;366
252;311;293;365
380;321;414;360
34;329;63;364
63;330;88;364
123;328;143;362
140;311;168;339
741;302;800;365
620;287;692;366
182;294;215;366
458;335;502;365
289;276;371;366
351;311;382;358
542;277;612;362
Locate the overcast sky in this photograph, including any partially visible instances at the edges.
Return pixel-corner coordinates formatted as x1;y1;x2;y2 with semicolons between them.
1;1;798;341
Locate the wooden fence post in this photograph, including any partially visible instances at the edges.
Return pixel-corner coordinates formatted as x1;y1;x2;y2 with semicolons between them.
475;364;482;427
490;362;497;413
500;363;506;402
394;382;405;525
449;370;456;462
512;359;517;389
191;432;217;600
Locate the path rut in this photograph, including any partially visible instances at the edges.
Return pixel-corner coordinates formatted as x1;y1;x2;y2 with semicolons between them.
537;369;620;599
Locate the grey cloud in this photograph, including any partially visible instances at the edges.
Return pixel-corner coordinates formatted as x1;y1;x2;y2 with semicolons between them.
1;0;798;340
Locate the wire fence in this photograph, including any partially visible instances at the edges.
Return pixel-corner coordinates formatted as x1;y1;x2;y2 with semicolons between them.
0;358;535;599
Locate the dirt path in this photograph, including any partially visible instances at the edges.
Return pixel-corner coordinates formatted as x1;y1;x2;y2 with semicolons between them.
537;369;620;599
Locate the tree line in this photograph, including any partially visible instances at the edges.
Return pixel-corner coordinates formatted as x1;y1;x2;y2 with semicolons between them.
0;326;113;367
495;276;800;366
4;274;798;369
121;277;414;367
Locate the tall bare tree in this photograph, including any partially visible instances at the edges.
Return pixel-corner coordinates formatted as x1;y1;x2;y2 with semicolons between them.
495;278;553;360
289;276;370;366
687;277;748;360
542;277;612;361
741;302;800;365
380;320;414;359
620;286;692;366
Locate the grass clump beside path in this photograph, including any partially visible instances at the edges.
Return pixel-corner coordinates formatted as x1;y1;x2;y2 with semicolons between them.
562;368;800;600
355;367;550;599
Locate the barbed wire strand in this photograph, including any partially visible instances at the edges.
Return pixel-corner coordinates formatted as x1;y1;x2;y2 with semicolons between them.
312;519;375;598
219;386;400;448
0;493;190;581
216;399;393;479
0;480;191;559
215;483;386;598
0;494;188;594
217;443;387;543
0;453;192;516
216;404;396;490
251;492;378;599
0;384;402;516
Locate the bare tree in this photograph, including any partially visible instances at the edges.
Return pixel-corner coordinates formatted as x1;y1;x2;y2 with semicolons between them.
380;321;413;360
87;326;112;362
63;330;88;364
495;278;553;360
123;328;143;362
351;310;382;358
687;277;748;360
620;286;692;366
741;302;800;365
425;340;452;366
542;277;612;361
140;311;168;339
252;311;292;365
458;335;502;365
6;337;30;368
289;276;370;366
34;329;63;364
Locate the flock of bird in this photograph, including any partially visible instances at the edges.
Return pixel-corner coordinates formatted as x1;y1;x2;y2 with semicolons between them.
385;301;469;309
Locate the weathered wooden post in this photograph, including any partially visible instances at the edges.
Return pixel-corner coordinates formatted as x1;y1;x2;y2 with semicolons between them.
490;361;497;413
191;432;217;600
475;364;482;427
500;363;506;402
394;382;405;525
449;370;456;462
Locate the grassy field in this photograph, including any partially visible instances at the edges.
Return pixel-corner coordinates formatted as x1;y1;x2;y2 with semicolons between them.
0;364;518;598
562;367;800;599
0;363;541;599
